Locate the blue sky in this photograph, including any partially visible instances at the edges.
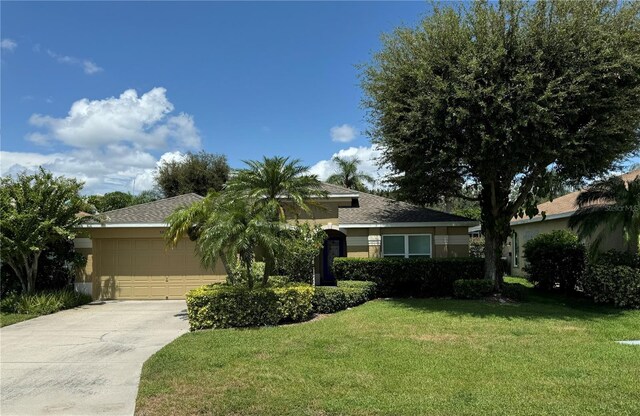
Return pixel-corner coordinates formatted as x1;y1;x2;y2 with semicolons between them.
1;1;429;194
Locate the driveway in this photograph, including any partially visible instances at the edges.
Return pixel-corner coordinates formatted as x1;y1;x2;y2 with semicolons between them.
0;300;189;416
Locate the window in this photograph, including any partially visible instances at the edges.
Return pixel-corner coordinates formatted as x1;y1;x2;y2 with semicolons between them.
382;234;431;258
512;231;519;268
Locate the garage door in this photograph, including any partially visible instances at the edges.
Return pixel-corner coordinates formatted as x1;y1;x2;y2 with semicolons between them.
93;238;225;300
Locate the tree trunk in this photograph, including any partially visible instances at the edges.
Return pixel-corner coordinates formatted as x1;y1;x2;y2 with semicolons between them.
479;181;512;291
22;252;41;294
246;261;254;289
262;256;274;287
6;258;28;293
483;228;505;290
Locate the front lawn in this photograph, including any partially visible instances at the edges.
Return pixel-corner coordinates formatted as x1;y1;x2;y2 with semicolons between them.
136;281;640;416
0;313;36;327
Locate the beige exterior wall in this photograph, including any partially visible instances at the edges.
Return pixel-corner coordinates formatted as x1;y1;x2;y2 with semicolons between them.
339;225;470;259
506;218;626;277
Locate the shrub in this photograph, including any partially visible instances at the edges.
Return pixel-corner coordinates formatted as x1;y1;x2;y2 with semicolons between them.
332;257;484;297
500;282;528;301
522;230;586;293
277;223;325;284
0;290;92;315
582;254;640;308
312;281;377;314
453;279;494;299
186;283;314;330
273;285;314;322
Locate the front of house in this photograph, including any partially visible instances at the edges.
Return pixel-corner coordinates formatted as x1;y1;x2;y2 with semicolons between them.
505;169;639;277
75;183;478;299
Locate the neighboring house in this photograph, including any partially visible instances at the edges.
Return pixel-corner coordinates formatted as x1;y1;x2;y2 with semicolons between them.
505;169;640;277
75;183;478;300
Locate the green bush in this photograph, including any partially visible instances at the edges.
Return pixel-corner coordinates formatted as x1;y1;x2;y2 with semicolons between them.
453;279;494;299
500;282;528;301
332;257;484;297
0;290;92;315
186;283;315;330
273;285;314;322
312;281;377;314
582;254;640;309
523;230;586;293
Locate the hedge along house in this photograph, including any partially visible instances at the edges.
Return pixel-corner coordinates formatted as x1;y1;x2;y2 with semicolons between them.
505;169;640;277
75;183;478;300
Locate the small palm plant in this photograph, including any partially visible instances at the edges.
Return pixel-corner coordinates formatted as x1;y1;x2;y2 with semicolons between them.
568;176;640;254
165;193;282;288
326;156;375;191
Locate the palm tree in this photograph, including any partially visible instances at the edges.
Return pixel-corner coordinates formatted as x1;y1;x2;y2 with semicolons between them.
224;156;325;279
165;193;282;288
568;176;640;254
225;156;324;221
326;156;375;191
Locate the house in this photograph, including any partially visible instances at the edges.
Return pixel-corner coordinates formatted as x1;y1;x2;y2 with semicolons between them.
505;169;640;277
75;183;478;299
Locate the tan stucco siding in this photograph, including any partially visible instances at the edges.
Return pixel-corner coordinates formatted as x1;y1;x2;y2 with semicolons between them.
507;218;626;276
347;246;369;258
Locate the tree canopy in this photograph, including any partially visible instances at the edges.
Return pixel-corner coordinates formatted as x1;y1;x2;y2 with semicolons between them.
0;169;91;293
361;0;640;286
156;151;230;197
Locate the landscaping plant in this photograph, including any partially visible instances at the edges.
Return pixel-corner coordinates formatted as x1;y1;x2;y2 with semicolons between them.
523;230;586;294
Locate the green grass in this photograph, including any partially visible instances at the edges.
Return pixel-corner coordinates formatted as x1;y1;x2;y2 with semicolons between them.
0;313;36;327
136;279;640;416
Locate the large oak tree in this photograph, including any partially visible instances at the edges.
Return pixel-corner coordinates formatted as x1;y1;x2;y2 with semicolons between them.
361;0;640;288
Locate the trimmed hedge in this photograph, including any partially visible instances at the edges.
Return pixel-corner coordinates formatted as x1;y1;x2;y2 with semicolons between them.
186;284;314;330
523;230;586;293
186;281;378;330
187;285;280;330
500;282;528;301
453;279;494;299
312;281;377;314
273;285;315;322
583;253;640;309
332;257;484;297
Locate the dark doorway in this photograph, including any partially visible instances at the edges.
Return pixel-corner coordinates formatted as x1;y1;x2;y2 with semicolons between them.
321;229;346;285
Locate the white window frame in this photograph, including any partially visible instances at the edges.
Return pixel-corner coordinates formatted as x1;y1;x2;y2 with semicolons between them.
382;234;432;258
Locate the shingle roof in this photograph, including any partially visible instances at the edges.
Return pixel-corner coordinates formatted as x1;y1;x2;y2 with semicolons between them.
512;168;640;223
98;193;203;224
321;183;476;225
92;186;475;226
319;183;360;196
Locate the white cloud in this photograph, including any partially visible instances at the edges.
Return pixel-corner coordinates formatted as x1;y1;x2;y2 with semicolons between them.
45;49;103;74
1;38;17;52
3;88;202;194
29;87;200;149
309;144;390;187
0;149;184;195
330;124;357;143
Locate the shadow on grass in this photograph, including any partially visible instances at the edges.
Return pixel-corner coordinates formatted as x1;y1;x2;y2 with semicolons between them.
385;288;625;322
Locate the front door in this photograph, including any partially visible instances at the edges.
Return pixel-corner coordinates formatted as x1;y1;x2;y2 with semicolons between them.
322;237;344;285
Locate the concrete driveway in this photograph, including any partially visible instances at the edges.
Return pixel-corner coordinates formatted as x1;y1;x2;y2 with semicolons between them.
0;301;189;416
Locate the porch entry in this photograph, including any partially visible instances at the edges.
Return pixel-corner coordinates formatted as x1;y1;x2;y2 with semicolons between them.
321;229;346;285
